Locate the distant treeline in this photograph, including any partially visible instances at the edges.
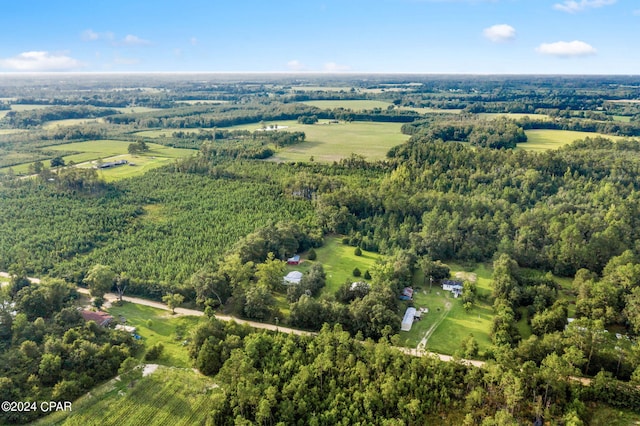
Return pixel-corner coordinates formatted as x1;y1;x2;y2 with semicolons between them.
105;102;419;129
0;106;120;128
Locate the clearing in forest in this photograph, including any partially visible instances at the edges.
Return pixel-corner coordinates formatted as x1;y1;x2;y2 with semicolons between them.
229;119;409;162
520;129;629;151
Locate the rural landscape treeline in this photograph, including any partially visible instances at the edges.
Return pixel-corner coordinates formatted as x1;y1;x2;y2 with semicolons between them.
1;74;640;425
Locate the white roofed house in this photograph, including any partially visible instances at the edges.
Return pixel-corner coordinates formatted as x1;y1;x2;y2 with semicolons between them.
283;271;303;285
401;307;417;331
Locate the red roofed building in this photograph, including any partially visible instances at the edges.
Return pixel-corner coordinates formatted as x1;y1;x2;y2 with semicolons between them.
81;310;114;327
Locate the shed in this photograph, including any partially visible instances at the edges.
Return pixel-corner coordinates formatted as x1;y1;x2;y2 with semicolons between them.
283;271;303;285
287;255;301;265
115;324;137;334
401;307;417;332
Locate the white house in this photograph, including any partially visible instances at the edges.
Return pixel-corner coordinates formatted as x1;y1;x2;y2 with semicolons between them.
401;307;417;331
283;271;303;285
442;280;463;297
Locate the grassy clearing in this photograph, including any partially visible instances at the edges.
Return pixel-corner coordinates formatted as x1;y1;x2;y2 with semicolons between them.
402;262;494;356
228;119;408;162
9;104;52;111
135;120;409;163
107;302;202;368
301;100;393;110
612;115;632;122
42;118;104;129
520;129;628;151
283;237;380;297
0;140;195;178
316;237;380;295
400;107;462;114
112;106;163;113
479;112;550;120
0;128;28;134
33;365;219;426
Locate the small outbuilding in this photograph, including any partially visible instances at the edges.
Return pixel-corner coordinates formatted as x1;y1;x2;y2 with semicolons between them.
287;255;301;265
283;271;303;285
401;307;417;332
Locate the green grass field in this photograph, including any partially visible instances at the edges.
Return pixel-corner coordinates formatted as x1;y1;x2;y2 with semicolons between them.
42;118;104;129
107;302;202;368
0;140;195;178
400;107;462;114
301;100;393;110
232;119;408;162
479;113;551;120
0;128;28;134
33;366;219;426
308;237;380;295
520;129;628;151
401;263;494;356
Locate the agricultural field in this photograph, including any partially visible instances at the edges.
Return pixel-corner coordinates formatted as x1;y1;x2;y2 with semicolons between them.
33;366;219;426
107;303;202;368
401;263;494;357
301;99;393;110
0;140;195;179
400;106;462;114
519;129;628;151
479;112;550;120
228;119;409;162
42;118;104;129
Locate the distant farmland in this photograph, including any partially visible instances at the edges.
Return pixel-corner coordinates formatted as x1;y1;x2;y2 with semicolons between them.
520;129;629;151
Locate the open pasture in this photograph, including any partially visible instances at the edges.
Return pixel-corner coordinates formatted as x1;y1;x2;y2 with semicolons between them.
520;129;628;151
43;118;104;129
479;112;550;120
0;140;195;178
107;302;202;368
227;119;409;162
400;107;462;114
301;99;393;110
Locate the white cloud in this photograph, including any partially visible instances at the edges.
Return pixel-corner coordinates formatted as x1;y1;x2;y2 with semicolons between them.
633;9;640;15
553;0;616;13
287;60;307;71
323;62;351;72
121;35;151;46
81;29;99;41
0;51;84;71
81;29;115;42
190;37;198;46
536;40;597;57
483;24;516;43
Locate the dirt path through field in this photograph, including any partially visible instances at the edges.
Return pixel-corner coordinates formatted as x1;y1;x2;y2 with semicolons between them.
417;301;452;351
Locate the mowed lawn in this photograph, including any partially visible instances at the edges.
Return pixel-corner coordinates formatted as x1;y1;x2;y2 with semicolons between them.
520;129;628;151
33;366;219;426
107;302;202;368
283;237;381;297
401;263;494;357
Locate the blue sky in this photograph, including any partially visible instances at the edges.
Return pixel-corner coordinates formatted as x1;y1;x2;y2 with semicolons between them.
0;0;637;74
